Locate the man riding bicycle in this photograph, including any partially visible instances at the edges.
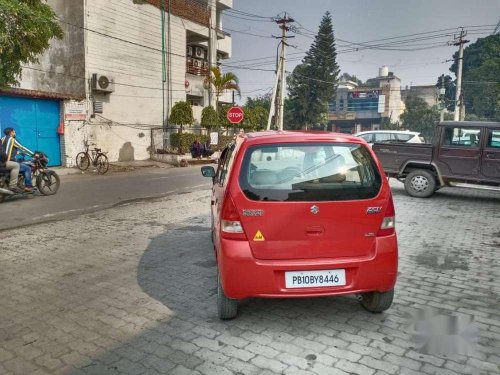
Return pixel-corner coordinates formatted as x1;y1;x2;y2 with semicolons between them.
1;127;34;192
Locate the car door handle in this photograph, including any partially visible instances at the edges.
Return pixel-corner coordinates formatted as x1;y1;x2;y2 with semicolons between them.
485;153;495;159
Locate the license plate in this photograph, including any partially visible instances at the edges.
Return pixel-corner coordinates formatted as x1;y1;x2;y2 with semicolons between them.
285;269;346;288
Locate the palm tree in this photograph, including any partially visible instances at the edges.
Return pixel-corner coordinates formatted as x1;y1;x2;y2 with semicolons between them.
206;66;241;116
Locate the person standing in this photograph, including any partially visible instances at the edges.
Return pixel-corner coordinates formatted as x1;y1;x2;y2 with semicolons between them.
1;127;34;192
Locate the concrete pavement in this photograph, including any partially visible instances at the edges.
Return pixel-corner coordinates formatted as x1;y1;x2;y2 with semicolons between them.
0;182;499;374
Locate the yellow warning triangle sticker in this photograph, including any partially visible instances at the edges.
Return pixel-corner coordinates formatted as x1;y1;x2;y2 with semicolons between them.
253;230;265;241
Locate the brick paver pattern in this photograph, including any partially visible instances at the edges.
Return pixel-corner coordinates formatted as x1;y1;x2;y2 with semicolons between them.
0;183;499;375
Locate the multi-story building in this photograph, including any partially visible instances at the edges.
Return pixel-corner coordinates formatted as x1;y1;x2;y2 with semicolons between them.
0;0;233;166
401;85;439;107
328;66;403;134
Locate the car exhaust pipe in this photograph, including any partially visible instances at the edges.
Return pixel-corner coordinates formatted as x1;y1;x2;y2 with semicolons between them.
356;294;363;302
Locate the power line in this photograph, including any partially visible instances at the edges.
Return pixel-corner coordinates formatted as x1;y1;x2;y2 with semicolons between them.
220;63;276;72
224;27;274;39
225;8;275;20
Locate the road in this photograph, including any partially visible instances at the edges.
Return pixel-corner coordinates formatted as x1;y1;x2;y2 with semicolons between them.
0;166;210;231
0;179;499;375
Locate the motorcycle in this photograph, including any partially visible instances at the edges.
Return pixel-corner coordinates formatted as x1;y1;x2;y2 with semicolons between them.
0;152;60;203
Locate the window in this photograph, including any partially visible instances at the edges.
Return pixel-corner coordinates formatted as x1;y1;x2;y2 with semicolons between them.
239;143;382;202
443;127;481;147
394;133;413;142
215;147;229;184
219;144;235;185
374;133;394;143
359;133;373;143
488;130;500;148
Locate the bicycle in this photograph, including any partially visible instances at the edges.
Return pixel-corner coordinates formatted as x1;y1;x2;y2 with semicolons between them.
75;141;110;174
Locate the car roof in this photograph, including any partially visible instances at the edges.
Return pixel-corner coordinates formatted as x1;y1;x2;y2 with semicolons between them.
355;130;419;135
439;121;500;128
237;131;365;146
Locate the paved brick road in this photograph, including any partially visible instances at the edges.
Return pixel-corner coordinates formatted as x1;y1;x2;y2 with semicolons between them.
0;183;499;375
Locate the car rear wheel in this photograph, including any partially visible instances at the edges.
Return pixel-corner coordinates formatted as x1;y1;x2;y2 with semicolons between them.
217;273;238;320
360;289;394;313
404;169;436;198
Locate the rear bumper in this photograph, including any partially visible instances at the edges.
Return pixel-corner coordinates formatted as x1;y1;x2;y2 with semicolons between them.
218;235;398;300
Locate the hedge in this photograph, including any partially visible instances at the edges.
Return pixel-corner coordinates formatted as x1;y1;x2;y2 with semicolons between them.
170;133;234;154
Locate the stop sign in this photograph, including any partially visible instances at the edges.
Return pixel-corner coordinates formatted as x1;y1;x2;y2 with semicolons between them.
226;106;244;124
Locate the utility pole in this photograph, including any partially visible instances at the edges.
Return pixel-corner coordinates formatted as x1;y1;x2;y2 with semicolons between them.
452;28;469;121
161;0;166;130
493;20;500;35
439;75;446;122
266;13;294;131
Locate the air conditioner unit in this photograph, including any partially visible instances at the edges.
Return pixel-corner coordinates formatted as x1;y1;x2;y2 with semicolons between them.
187;46;193;57
187;57;193;65
193;59;201;68
195;47;204;58
203;61;209;69
92;73;114;93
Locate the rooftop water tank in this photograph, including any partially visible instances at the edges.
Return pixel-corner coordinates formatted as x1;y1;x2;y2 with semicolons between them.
379;66;389;77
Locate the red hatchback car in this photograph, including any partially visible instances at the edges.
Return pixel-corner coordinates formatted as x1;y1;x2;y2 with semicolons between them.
201;131;398;319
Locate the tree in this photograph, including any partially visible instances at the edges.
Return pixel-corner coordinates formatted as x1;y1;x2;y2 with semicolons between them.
242;105;268;131
446;34;500;120
450;34;500;77
462;59;500;121
436;74;455;111
286;64;310;129
380;118;400;130
218;104;232;133
363;78;380;88
206;66;241;114
340;72;362;86
0;0;63;88
245;95;271;112
400;95;440;140
201;105;218;129
287;11;340;128
168;101;193;132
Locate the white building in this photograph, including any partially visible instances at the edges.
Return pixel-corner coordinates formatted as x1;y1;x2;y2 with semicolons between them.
328;66;403;134
0;0;233;166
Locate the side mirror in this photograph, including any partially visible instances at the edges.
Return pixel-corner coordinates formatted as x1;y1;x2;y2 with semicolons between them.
201;166;216;178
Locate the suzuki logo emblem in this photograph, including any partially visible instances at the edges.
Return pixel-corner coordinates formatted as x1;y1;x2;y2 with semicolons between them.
310;205;320;214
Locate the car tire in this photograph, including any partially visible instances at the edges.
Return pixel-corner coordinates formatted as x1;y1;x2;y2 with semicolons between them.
360;289;394;313
404;169;436;198
217;273;238;320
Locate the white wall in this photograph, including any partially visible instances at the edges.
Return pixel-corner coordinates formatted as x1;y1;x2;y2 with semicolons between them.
83;0;210;161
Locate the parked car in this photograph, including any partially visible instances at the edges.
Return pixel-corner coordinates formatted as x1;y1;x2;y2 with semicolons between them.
372;121;500;198
201;131;398;319
355;130;425;146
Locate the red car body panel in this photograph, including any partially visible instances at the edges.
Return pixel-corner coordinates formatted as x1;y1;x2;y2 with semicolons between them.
211;131;398;300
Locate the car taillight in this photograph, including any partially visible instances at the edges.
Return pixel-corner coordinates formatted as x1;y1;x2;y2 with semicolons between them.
377;193;396;236
221;195;246;240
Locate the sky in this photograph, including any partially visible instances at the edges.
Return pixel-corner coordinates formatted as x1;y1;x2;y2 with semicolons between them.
222;0;500;103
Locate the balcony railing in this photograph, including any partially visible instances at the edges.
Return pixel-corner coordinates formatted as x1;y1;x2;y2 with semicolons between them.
145;0;210;26
186;59;209;77
216;28;231;39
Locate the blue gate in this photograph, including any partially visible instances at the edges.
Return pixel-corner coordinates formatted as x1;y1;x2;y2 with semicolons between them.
0;96;61;166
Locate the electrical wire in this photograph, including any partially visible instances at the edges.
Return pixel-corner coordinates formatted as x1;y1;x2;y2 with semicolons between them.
224;27;274;39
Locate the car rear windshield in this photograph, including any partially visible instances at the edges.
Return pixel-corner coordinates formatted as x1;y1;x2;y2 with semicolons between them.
239;143;382;201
